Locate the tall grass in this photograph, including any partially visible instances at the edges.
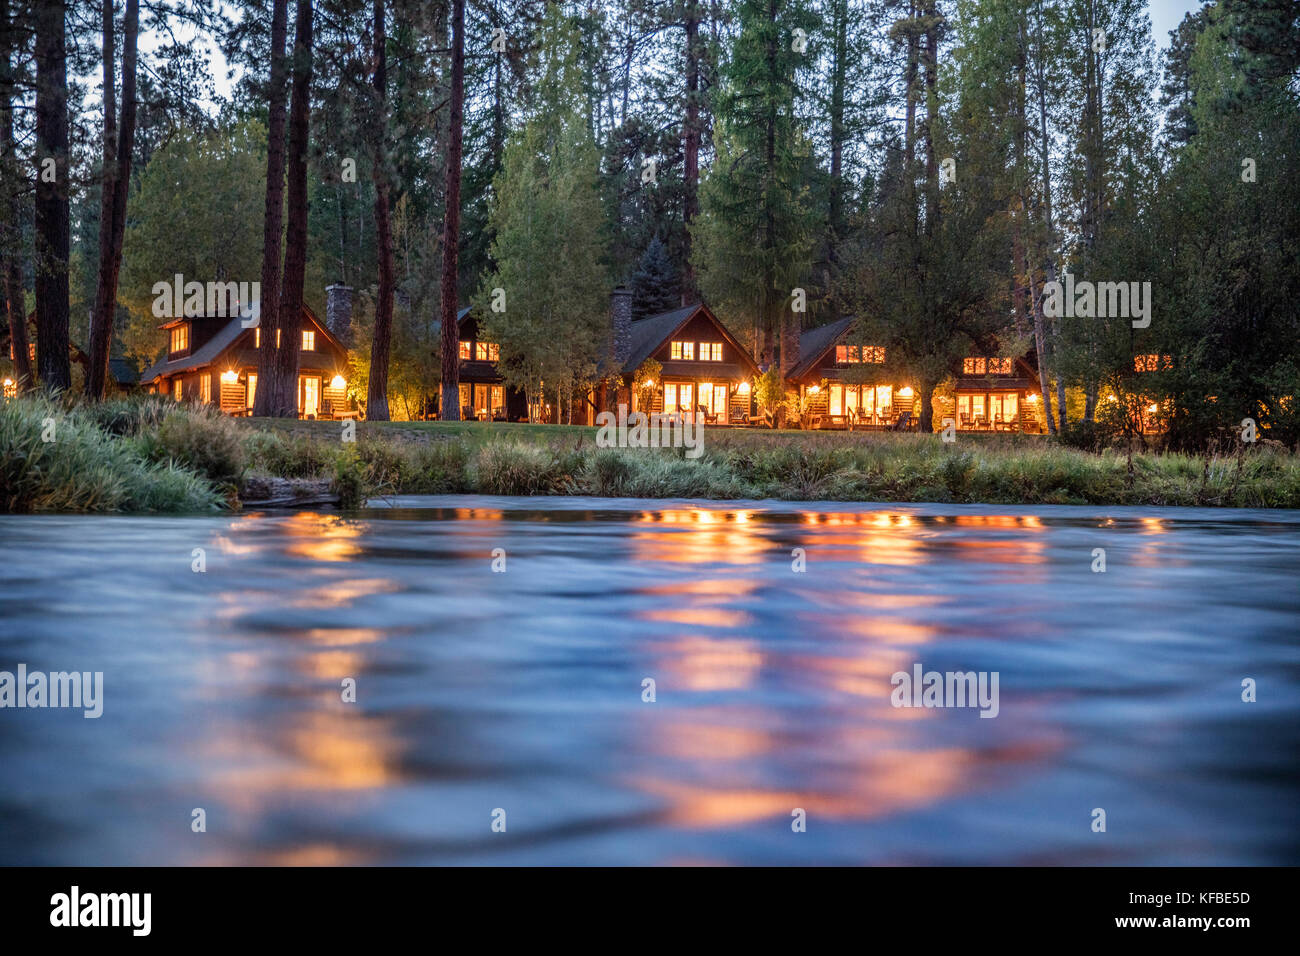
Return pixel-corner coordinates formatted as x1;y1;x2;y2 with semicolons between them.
5;395;1297;512
0;396;222;513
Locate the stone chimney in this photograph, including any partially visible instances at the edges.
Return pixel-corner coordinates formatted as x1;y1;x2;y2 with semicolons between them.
325;284;353;345
610;285;633;370
780;316;801;375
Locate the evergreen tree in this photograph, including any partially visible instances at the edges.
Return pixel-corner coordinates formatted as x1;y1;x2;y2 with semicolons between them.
477;7;608;422
691;0;818;373
629;235;680;318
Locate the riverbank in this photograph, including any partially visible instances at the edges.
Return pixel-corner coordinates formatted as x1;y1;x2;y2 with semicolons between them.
4;395;1299;511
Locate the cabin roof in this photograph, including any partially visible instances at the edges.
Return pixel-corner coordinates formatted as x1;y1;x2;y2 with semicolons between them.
429;306;474;338
787;315;855;380
619;302;760;378
139;301;341;384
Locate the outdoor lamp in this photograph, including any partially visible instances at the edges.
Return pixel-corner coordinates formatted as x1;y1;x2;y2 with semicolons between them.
220;369;238;384
331;374;347;389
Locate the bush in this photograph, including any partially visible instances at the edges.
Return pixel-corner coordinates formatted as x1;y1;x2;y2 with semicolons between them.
0;396;221;513
137;407;246;488
472;441;575;495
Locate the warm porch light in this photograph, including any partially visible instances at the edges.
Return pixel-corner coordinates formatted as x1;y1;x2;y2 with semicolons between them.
641;378;656;390
736;380;751;394
220;369;238;384
1026;393;1040;403
808;384;820;394
331;374;347;389
898;386;914;397
1147;404;1159;413
2;378;11;386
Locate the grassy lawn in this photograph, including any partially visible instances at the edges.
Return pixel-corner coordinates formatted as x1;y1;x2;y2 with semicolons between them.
6;395;1299;512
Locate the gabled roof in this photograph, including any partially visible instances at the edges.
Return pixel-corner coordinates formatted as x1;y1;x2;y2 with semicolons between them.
430;306;474;338
622;302;760;377
787;315;854;381
139;301;342;384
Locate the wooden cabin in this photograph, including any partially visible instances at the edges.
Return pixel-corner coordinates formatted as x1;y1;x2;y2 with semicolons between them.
140;302;351;418
619;302;762;424
4;313;139;395
438;307;527;421
945;352;1046;433
785;317;922;429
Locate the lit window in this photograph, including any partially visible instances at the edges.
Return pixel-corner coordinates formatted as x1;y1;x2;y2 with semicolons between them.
865;346;885;363
700;342;722;361
173;378;183;401
254;328;261;348
170;324;189;354
302;330;315;351
200;374;211;404
459;341;471;360
988;357;1012;374
963;357;986;375
475;342;500;361
670;341;695;360
1134;354;1172;372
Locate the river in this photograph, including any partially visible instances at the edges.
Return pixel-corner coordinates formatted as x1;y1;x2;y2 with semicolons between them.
1;497;1297;864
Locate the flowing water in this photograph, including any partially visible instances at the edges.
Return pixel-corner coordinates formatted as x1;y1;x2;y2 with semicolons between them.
1;497;1297;865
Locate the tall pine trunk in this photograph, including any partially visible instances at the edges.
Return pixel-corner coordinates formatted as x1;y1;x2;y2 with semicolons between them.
33;0;70;391
438;0;465;421
367;0;394;420
1;0;31;392
87;0;139;400
252;0;289;416
681;0;701;304
267;0;312;417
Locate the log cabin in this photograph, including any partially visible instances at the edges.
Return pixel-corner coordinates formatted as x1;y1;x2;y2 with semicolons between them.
785;317;922;429
437;307;527;421
610;294;763;425
943;352;1048;433
139;300;352;418
786;316;1048;432
3;313;139;395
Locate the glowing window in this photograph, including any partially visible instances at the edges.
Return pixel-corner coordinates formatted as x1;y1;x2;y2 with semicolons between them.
459;341;471;360
476;342;500;361
670;341;695;361
170;325;189;354
302;330;315;351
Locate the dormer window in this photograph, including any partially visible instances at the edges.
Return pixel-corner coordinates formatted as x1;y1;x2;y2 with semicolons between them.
1134;354;1172;372
670;341;695;360
170;324;189;354
475;342;500;361
963;357;1012;375
302;330;315;351
459;341;471;360
836;345;884;364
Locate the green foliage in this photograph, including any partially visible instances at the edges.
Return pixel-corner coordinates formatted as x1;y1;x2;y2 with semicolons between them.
477;8;609;415
0;396;222;513
137;407;247;489
118;121;268;368
692;0;819;360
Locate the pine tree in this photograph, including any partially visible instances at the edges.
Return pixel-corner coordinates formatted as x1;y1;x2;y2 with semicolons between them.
477;7;608;422
629;236;680;319
691;0;818;373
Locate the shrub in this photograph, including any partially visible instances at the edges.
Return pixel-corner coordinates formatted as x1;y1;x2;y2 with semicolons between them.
138;407;246;487
0;396;221;513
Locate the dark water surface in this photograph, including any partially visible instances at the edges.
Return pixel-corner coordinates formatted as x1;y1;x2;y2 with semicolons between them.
1;497;1297;865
